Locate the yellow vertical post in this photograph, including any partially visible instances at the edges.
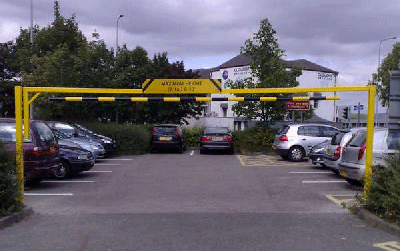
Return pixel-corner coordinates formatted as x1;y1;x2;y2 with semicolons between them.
15;86;24;203
23;89;30;139
363;85;376;204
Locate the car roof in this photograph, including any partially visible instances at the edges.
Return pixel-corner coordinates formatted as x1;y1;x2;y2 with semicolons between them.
154;124;180;127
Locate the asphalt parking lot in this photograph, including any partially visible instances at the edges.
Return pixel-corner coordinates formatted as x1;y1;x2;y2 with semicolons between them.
2;151;400;250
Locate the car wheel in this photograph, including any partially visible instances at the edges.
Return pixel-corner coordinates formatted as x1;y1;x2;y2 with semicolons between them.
53;162;70;179
178;144;183;154
288;146;305;162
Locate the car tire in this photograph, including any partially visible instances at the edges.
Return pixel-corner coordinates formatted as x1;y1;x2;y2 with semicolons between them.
178;144;184;154
53;161;70;179
288;146;305;162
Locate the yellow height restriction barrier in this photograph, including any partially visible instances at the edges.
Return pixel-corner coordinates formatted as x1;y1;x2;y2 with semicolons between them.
15;84;376;204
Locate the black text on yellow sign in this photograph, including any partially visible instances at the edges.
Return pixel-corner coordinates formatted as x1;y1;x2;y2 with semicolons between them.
142;79;222;94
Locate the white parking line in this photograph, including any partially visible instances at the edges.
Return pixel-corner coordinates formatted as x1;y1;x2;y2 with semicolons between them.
302;180;347;184
290;171;332;174
83;170;112;173
94;164;122;166
24;193;74;196
41;180;95;183
190;150;194;156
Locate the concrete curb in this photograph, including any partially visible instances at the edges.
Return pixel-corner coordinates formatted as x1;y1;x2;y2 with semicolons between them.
0;207;34;230
354;207;400;236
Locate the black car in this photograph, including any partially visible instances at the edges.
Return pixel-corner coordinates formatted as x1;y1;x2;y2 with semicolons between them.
53;140;95;179
150;124;185;153
46;121;117;156
200;127;234;154
308;139;330;167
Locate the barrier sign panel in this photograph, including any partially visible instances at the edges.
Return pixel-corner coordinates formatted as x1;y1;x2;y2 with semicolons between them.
285;101;310;110
142;79;222;94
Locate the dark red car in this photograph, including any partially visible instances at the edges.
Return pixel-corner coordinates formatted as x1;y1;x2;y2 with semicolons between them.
0;118;61;185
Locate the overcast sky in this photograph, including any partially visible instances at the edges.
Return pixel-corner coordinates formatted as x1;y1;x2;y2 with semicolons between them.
1;0;399;112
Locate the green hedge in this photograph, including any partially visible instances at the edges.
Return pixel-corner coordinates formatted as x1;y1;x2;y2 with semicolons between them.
182;127;204;147
367;154;400;225
0;142;23;217
233;125;277;153
76;122;151;155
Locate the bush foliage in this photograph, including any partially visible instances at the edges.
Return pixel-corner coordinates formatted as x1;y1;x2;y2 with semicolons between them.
77;122;151;155
367;154;400;225
0;142;23;217
233;124;277;153
182;127;204;147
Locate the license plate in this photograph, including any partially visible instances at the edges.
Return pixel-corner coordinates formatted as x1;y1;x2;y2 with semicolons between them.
326;149;330;154
159;137;172;141
212;137;223;141
340;170;347;177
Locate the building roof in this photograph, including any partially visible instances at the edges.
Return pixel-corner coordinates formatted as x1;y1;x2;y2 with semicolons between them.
210;54;338;75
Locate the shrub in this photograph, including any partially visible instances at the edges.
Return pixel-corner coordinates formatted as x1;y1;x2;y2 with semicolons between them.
75;122;151;155
182;127;204;147
0;142;23;217
367;154;400;225
233;124;277;153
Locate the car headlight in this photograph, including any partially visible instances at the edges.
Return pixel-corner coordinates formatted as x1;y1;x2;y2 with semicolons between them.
312;148;325;153
101;139;112;144
77;154;88;160
91;145;99;150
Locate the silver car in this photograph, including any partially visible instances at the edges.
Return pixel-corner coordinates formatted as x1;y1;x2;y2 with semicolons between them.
338;128;400;185
272;124;339;161
323;128;365;174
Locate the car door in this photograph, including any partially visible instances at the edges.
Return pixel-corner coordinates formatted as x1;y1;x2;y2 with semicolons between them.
297;126;321;154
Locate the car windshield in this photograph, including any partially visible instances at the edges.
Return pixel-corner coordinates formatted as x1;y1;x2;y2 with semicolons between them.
204;127;229;134
0;122;32;142
154;127;177;135
54;123;76;136
331;132;345;145
347;130;366;147
34;122;57;144
277;126;289;135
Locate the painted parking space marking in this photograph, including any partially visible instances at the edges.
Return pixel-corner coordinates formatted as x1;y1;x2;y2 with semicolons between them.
373;241;400;250
190;150;194;156
24;193;74;196
290;171;332;174
94;163;122;166
325;194;359;208
41;180;96;183
237;155;311;167
83;170;112;173
302;180;347;184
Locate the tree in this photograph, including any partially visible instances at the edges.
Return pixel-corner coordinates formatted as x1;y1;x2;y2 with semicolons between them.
369;42;400;107
228;18;301;125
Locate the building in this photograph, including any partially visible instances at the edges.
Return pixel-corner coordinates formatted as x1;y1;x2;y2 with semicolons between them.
189;54;338;130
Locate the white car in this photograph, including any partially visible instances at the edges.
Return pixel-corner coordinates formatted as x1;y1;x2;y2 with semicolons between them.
338;128;400;185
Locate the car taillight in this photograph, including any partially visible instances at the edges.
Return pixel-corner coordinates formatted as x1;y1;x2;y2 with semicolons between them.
225;136;232;142
279;135;288;141
334;146;341;158
358;143;366;160
201;136;211;141
152;127;157;135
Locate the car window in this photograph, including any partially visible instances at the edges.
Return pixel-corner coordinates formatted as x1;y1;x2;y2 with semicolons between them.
347;130;366;147
54;123;76;136
34;122;57;144
204;127;229;134
320;126;338;137
331;132;345;145
387;132;400;150
0;122;32;142
298;126;319;136
277;126;289;135
154;127;178;135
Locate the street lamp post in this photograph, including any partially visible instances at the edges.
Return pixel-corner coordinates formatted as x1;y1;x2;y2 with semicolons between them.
116;14;124;55
376;36;397;127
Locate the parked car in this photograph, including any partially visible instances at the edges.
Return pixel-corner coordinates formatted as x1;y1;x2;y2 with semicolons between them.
323;128;364;175
45;121;117;155
54;140;95;179
0;118;61;185
51;129;105;160
338;128;400;185
309;139;330;167
200;127;234;154
150;124;185;153
272;124;339;161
